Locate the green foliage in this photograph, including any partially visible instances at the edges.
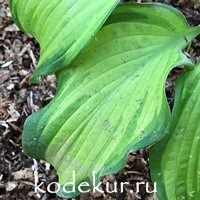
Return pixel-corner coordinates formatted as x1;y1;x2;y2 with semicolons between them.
9;0;119;77
150;62;200;200
9;0;200;198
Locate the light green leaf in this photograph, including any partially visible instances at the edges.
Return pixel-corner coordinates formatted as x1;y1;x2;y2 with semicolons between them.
9;0;119;77
150;62;200;200
22;3;200;198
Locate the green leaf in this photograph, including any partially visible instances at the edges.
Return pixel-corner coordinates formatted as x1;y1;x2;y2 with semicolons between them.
9;0;119;77
22;3;200;198
150;62;200;200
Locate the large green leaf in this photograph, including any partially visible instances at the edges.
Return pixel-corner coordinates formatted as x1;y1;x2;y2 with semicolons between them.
21;3;200;198
9;0;119;77
150;62;200;200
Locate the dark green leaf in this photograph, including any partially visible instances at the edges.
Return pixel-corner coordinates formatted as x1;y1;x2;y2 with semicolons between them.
150;62;200;200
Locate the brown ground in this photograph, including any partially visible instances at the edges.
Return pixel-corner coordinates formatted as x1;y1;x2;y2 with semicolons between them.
0;0;199;200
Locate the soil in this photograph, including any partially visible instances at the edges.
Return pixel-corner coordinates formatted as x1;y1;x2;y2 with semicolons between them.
0;0;199;200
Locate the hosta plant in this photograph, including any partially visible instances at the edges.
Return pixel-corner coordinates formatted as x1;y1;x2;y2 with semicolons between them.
150;62;200;200
9;0;119;77
9;0;200;198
